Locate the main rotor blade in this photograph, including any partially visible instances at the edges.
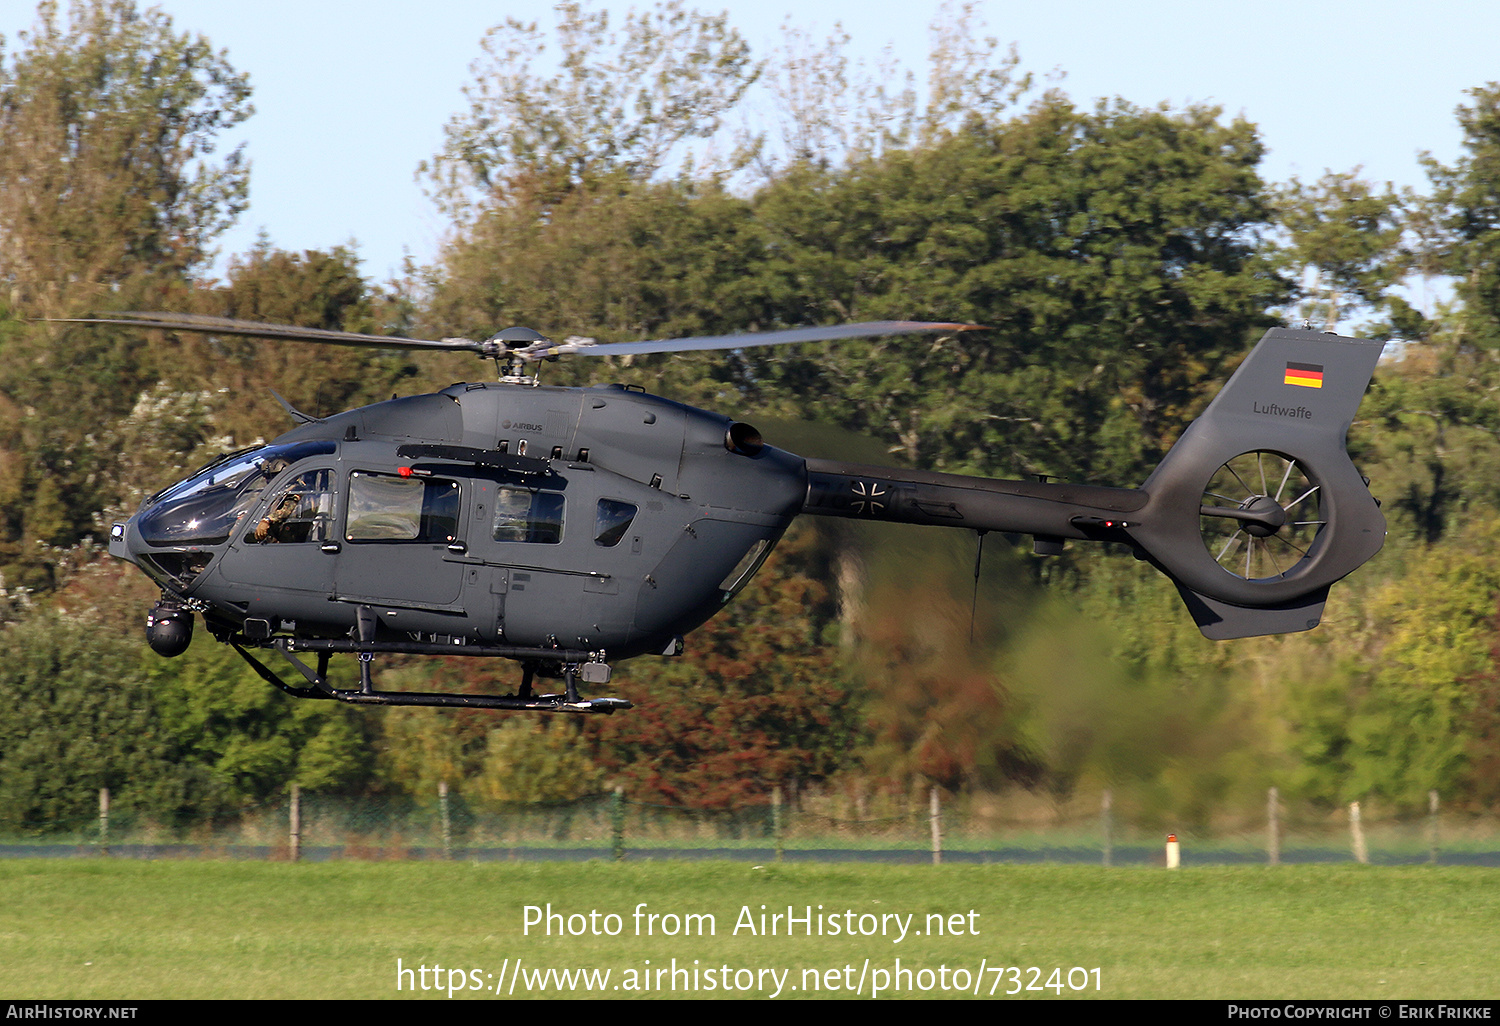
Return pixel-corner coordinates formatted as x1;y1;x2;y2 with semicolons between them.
53;313;983;365
548;320;983;359
48;312;487;354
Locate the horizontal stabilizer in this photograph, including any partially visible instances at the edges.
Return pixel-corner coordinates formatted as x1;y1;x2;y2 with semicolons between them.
1173;584;1329;640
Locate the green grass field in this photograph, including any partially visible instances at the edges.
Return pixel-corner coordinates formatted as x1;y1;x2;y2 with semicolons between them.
1;859;1495;999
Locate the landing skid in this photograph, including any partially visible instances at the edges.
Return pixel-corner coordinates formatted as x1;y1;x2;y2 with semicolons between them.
228;623;629;714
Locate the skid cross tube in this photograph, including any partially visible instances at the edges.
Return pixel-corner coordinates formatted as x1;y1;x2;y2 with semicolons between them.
228;639;630;713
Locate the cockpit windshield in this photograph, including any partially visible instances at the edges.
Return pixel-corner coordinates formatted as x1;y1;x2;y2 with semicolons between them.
138;441;336;546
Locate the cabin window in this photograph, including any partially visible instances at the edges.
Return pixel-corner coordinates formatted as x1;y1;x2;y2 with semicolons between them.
491;487;564;544
594;499;637;547
246;469;336;544
346;471;460;542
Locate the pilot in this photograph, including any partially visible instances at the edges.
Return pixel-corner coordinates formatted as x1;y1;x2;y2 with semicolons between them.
255;492;302;543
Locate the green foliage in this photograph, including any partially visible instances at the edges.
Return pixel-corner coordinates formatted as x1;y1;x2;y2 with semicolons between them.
1353;340;1500;546
1427;82;1500;349
1346;521;1500;807
178;243;419;444
0;614;212;831
1277;171;1406;331
0;0;252;311
374;687;494;801
424;178;763;412
1000;554;1291;827
0;0;253;587
477;719;605;805
141;640;373;806
741;97;1286;484
1460;602;1500;809
369;660;607;807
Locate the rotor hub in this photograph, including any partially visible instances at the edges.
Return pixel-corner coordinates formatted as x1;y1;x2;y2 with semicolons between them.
486;326;550;351
1238;495;1288;538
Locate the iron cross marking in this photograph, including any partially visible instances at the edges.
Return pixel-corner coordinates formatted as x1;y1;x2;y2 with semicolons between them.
850;480;887;515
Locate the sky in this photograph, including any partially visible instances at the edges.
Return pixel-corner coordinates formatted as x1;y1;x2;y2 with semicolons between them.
11;0;1498;287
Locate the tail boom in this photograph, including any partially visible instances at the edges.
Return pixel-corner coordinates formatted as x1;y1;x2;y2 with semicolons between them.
803;459;1144;541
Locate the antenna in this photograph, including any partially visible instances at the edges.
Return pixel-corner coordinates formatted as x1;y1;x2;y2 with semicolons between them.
969;529;987;644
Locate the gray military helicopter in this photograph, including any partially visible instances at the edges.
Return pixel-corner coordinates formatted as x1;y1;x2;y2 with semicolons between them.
76;312;1386;713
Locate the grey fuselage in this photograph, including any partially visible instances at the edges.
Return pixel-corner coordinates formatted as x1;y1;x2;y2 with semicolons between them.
112;382;804;660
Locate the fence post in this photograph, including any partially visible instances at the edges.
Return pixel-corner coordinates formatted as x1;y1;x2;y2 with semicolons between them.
772;786;784;862
1427;790;1440;865
98;787;109;858
1268;787;1280;866
290;784;301;863
1349;801;1369;864
1101;790;1113;868
611;786;625;862
439;781;452;860
929;786;942;865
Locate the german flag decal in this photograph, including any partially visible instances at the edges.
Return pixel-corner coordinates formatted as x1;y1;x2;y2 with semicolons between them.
1284;361;1324;388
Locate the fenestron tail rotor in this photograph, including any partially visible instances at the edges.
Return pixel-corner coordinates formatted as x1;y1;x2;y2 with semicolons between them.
1199;451;1325;581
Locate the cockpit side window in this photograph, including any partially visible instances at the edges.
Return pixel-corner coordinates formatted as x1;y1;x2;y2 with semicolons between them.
346;471;461;543
246;469;336;544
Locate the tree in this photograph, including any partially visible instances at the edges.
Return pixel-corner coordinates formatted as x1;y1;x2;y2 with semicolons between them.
372;657;608;807
0;0;252;588
1460;597;1500;809
0;0;251;314
1353;347;1500;545
742;96;1287;486
0;614;220;831
1333;521;1500;808
142;640;374;805
476;719;605;806
423;178;763;382
420;0;758;219
1277;170;1405;331
418;3;770;409
856;577;1043;795
172;243;418;448
744;2;1034;183
1426;83;1500;349
592;527;860;809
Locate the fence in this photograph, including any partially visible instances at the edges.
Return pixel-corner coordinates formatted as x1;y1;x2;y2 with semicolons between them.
5;783;1499;866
